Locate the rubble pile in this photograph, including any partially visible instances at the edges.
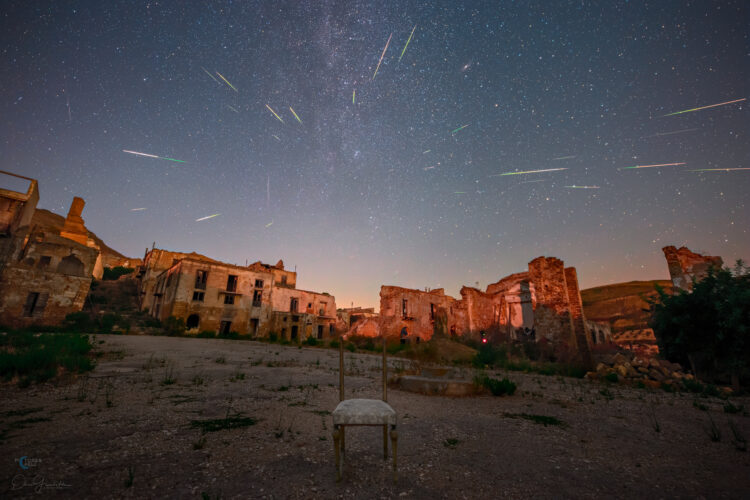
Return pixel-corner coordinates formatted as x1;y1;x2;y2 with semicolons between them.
586;352;694;389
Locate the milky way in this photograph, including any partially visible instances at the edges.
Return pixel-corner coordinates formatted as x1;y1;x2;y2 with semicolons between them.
1;1;747;308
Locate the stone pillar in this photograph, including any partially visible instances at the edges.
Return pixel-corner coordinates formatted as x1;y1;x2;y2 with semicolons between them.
564;267;592;368
60;197;88;246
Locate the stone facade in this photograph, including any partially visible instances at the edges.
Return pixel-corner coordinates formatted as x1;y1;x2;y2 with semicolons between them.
139;248;336;338
0;171;99;328
377;256;594;363
662;245;723;291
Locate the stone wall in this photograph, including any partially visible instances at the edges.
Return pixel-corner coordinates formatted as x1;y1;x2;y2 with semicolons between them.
662;246;723;291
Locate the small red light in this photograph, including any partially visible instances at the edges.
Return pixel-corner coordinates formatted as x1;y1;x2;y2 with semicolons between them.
482;338;487;344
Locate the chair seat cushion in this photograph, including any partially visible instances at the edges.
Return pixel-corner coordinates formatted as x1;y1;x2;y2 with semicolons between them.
333;399;397;426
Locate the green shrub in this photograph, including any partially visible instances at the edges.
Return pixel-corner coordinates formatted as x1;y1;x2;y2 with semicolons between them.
197;331;216;338
345;342;356;352
475;374;517;396
163;316;186;336
218;330;239;340
604;372;619;383
328;339;339;349
303;336;318;346
0;331;94;386
63;311;97;332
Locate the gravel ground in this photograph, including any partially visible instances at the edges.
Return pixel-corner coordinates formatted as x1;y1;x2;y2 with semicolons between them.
2;334;749;499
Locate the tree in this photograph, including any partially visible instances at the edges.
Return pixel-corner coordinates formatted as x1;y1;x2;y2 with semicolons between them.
650;261;750;391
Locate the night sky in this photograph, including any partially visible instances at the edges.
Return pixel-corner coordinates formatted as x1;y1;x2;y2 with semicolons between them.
2;1;748;309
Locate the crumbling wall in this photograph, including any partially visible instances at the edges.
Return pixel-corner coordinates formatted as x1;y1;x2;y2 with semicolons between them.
379;286;459;341
527;257;576;346
459;287;498;339
662;246;723;291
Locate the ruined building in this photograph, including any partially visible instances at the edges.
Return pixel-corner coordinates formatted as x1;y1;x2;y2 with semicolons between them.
378;256;596;364
138;248;336;338
662;245;723;291
0;171;99;327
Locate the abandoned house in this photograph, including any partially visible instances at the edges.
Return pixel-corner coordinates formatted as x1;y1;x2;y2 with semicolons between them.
138;248;336;338
378;256;597;363
0;171;99;328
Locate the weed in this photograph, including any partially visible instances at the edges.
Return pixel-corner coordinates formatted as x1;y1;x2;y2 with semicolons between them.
706;413;722;442
444;438;460;448
475;374;517;396
215;357;226;364
693;400;709;411
504;413;564;427
193;436;207;450
191;415;257;433
303;336;318;346
161;360;176;385
724;402;744;414
728;419;747;451
229;372;245;382
604;373;619;384
77;376;89;402
124;466;134;488
192;374;205;386
104;381;115;407
599;388;614;401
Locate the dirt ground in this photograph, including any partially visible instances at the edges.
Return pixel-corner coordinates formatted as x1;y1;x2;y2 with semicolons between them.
2;335;749;499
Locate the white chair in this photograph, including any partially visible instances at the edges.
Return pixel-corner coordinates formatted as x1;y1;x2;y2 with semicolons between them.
332;335;398;482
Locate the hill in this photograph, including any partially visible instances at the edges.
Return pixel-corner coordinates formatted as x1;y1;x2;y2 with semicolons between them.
581;280;673;333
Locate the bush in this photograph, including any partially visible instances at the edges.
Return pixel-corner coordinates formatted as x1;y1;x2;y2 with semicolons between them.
268;332;278;342
0;330;94;386
604;372;619;383
197;331;216;338
63;311;97;332
303;336;318;346
218;330;239;340
328;339;339;349
345;342;356;352
475;374;517;396
102;266;135;281
163;316;186;336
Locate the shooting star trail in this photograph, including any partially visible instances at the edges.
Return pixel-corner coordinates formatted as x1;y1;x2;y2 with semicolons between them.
196;214;221;222
552;155;576;160
216;71;238;92
518;179;547;184
372;33;392;80
272;135;281;141
201;67;220;84
454;191;467;194
265;104;284;123
423;150;431;154
123;150;186;163
663;98;745;117
265;221;273;228
565;185;600;189
451;124;469;134
423;166;435;170
130;208;147;211
619;162;686;170
491;168;567;177
66;95;71;122
648;128;700;137
352;89;356;104
226;105;239;113
399;25;417;62
688;167;750;172
289;106;302;124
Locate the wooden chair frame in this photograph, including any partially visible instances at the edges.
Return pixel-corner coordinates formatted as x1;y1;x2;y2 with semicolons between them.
333;335;397;482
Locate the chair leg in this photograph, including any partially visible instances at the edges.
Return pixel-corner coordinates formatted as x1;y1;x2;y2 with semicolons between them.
333;427;341;482
390;427;398;483
341;426;345;457
383;425;388;460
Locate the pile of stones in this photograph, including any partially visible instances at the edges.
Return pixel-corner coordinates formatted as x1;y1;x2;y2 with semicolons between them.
586;352;695;389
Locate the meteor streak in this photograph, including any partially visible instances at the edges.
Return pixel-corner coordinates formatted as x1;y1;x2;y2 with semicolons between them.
265;221;273;228
399;25;417;62
201;67;220;84
423;166;435;170
265;104;284;123
226;105;239;113
649;128;699;137
491;168;567;176
663;98;745;117
565;185;600;189
688;167;750;172
352;90;356;104
196;214;221;222
372;33;392;80
216;72;238;92
619;162;685;170
289;106;302;123
272;135;281;141
123;150;186;163
451;124;469;134
553;155;576;160
130;208;147;211
454;191;467;194
422;150;431;154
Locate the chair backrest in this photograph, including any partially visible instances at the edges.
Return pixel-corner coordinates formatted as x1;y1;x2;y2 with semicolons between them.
339;334;388;402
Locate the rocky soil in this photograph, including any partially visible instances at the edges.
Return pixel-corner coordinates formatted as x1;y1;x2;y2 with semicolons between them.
2;335;749;499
